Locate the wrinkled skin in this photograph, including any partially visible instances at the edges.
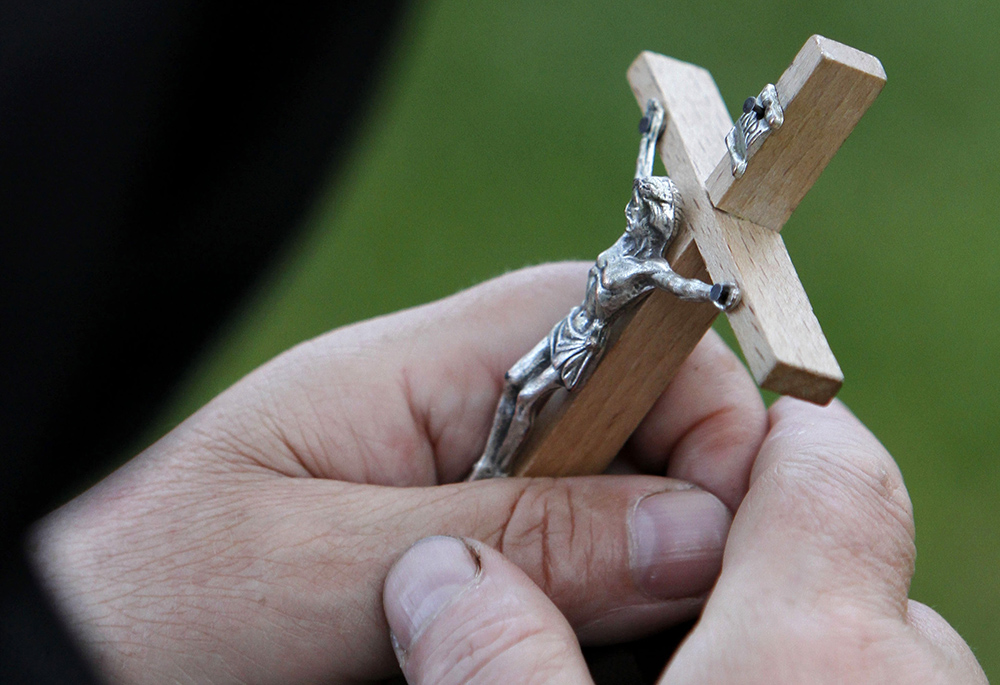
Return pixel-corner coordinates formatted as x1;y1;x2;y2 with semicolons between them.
30;263;985;684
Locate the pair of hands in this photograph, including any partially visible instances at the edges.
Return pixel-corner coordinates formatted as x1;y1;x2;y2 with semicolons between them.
31;264;985;683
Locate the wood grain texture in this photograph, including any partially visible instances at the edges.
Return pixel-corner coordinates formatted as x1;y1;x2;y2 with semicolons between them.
512;54;735;477
715;212;842;398
628;51;732;194
706;35;886;230
508;38;875;477
629;48;843;404
514;236;718;477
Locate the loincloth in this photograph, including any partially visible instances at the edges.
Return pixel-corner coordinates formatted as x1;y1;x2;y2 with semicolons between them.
549;307;609;391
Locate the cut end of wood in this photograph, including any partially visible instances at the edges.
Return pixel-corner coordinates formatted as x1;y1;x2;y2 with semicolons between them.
757;359;844;406
627;51;718;95
808;35;887;83
706;35;886;230
628;51;733;186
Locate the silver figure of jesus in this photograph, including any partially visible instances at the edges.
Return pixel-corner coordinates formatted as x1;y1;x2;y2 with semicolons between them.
467;100;740;480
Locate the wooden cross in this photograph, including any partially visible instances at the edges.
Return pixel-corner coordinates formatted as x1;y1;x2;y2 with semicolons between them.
511;35;886;477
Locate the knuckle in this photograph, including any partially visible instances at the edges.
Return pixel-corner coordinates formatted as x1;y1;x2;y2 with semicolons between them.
828;437;913;539
490;480;598;602
410;604;561;685
768;432;916;574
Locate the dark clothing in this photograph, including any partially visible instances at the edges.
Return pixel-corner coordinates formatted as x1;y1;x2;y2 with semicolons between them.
0;3;409;680
0;4;689;681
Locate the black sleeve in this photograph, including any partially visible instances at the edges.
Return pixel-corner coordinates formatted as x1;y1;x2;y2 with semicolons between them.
1;553;98;684
0;2;409;681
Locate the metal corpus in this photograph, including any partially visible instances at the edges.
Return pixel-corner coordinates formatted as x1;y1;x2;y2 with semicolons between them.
725;83;783;178
467;100;740;480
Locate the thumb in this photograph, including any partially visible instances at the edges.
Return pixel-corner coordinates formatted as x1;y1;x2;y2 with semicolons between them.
383;536;594;685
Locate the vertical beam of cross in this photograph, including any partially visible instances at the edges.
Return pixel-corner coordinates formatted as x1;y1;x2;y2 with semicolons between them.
512;35;884;478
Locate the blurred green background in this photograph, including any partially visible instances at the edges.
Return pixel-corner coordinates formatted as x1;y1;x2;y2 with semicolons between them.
145;0;999;676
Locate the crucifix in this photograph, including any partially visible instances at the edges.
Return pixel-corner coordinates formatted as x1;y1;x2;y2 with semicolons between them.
469;35;885;480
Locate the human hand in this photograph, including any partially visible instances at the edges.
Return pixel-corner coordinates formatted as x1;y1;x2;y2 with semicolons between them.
29;263;768;684
382;400;988;684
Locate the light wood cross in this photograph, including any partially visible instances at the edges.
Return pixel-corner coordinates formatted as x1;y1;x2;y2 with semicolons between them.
511;35;885;477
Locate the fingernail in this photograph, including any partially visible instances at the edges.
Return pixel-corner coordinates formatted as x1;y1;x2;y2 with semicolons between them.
629;489;731;599
384;536;480;655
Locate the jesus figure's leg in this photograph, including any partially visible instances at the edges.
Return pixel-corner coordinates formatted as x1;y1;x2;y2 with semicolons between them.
467;339;551;480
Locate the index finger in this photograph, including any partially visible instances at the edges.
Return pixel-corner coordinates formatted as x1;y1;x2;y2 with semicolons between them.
624;329;768;512
711;398;915;617
216;262;764;492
